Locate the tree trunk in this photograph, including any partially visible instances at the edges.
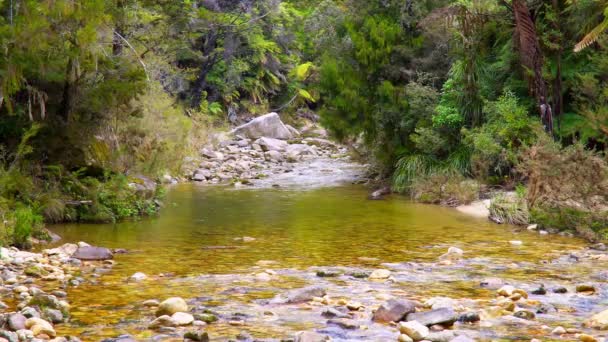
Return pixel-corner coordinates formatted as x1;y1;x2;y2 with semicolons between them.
552;0;564;134
58;58;76;123
511;0;553;135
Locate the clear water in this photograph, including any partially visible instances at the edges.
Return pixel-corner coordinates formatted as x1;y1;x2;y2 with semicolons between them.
48;184;588;339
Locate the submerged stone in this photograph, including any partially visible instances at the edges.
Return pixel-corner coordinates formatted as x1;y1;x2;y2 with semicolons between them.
372;299;416;323
406;308;458;327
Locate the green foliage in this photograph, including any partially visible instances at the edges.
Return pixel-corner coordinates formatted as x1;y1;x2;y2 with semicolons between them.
463;91;542;180
489;192;530;226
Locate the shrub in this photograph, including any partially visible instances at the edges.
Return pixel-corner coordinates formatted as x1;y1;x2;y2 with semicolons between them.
517;136;608;239
410;170;479;206
489;191;530;225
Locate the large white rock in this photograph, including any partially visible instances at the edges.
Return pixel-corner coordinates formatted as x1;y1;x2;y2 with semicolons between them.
255;137;289;152
231;112;294;140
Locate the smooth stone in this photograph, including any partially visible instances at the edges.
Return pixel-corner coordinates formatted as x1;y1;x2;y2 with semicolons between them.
143;299;160;307
326;318;359;329
148;315;177;329
155;297;188;317
480;277;504;289
552;326;566;335
586;309;608;329
193;313;217;324
457;312;480;323
368;269;391;279
8;313;27;331
183;331;209;342
128;272;147;282
531;286;546;295
576;284;596;293
427;330;457;342
513;310;535;320
399;321;430;340
406;308;458;327
398;334;414;342
25;317;56;337
271;286;326;304
43;308;64;323
321;308;350;319
449;336;475;342
171;312;194;326
294;331;329;342
71;246;113;261
552;287;568;294
372;299;416;323
231;113;294;140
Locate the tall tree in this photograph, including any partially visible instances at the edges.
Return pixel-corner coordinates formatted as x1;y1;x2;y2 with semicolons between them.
511;0;553;134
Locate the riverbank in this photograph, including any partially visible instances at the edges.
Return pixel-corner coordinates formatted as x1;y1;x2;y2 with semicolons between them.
0;242;118;341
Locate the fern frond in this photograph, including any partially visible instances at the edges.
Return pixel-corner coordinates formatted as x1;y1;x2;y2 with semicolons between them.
575;10;608;52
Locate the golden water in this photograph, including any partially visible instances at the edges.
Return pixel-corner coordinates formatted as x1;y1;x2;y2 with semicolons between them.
49;184;588;339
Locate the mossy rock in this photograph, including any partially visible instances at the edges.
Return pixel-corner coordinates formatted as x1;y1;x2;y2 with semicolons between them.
25;266;48;278
194;313;218;324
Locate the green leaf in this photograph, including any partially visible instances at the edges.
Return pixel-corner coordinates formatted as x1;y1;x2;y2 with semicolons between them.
298;88;315;102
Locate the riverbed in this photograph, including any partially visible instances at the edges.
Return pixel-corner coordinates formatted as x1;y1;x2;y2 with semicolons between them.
44;182;608;341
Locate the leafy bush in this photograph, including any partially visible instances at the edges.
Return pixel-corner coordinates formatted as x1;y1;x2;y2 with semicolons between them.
462;91;542;181
489;191;530;225
517;136;608;239
410;170;479;206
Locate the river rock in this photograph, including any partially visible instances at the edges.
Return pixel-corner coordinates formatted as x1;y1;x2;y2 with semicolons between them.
398;334;414;342
552;286;568;294
44;243;78;257
327;318;359;329
458;312;480;323
294;331;329;342
171;312;194;326
372;299;416;323
449;336;475;342
438;247;464;261
368;186;391;200
322;307;350;319
256;137;288;152
148;315;177;329
194;313;217;323
155;297;188;317
480;277;504;289
231;113;293;140
513;310;535;320
369;269;391;279
585;309;608;329
272;286;326;304
406;308;458;327
8;313;26;331
576;284;596;293
427;330;457;342
286;124;300;137
25;317;55;337
399;321;429;340
128;272;147;282
72;246;113;261
552;326;567;335
184;331;210;342
43;308;64;323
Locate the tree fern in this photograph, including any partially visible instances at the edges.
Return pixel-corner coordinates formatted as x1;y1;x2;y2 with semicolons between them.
574;7;608;52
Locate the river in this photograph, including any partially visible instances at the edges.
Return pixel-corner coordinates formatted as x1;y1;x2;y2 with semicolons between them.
44;181;607;341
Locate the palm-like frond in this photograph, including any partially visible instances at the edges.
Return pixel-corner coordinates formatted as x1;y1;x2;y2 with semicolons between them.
574;8;608;52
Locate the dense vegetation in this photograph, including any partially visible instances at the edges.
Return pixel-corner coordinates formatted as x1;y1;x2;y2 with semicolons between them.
1;0;608;246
